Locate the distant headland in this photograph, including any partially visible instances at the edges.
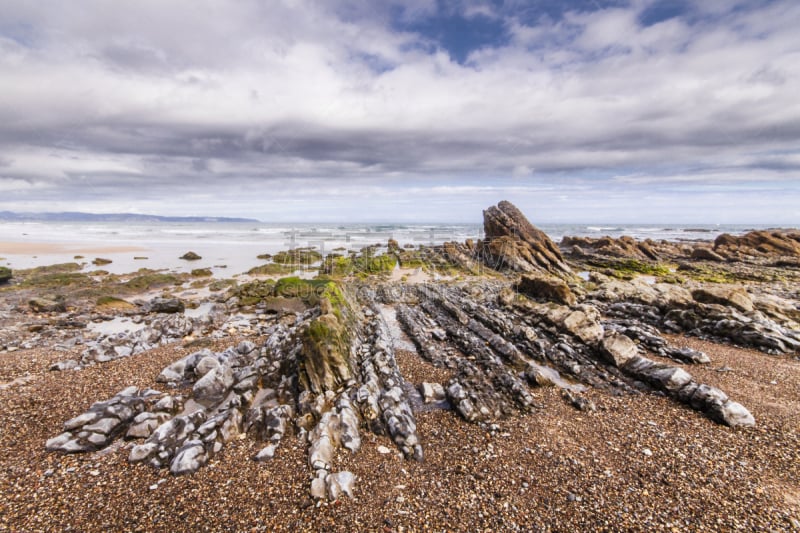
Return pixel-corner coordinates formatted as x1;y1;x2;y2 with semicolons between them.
0;211;259;223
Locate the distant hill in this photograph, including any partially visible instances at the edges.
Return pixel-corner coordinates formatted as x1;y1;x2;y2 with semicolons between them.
0;211;260;223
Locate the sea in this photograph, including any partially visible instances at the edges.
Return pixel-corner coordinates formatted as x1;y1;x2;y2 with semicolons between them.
0;220;780;276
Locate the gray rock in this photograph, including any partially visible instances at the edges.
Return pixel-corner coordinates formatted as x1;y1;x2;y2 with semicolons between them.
310;476;328;500
170;440;207;475
420;382;446;403
194;356;220;378
255;444;277;461
328;471;355;500
45;433;74;452
645;367;693;392
83;417;121;435
50;360;80;372
712;400;756;428
129;442;158;463
600;333;639;367
146;297;186;314
126;413;162;439
63;412;99;431
192;365;234;408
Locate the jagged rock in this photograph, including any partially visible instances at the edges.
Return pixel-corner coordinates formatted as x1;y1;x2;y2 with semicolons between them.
170;440;207;475
299;311;353;394
752;293;800;326
46;387;152;453
47;272;762;504
562;309;604;344
691;286;754;313
665;347;710;365
193;365;234;408
561;235;673;261
714;400;756;427
127;412;169;439
714;230;800;259
515;273;576;305
255;444;278;461
482;201;572;276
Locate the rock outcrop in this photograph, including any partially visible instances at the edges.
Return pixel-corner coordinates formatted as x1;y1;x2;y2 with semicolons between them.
46;206;787;506
482;201;571;276
714;230;800;260
562;235;665;261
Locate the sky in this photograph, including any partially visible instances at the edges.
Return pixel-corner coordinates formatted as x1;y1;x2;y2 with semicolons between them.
0;0;799;224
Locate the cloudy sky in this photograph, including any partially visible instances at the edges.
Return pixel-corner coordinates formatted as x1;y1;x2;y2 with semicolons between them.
0;0;798;223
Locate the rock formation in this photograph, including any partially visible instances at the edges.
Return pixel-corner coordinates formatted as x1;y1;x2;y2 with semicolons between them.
713;230;800;260
46;202;798;506
482;201;572;276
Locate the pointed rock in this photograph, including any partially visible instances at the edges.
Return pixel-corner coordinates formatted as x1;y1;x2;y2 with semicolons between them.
482;201;572;276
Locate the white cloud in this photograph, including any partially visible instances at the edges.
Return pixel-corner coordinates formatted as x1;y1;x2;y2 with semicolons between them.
0;0;798;222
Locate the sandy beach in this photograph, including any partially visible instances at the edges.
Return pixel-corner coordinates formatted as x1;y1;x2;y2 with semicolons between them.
0;241;149;255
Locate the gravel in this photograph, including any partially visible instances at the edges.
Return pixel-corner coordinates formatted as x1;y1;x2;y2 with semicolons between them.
1;333;799;531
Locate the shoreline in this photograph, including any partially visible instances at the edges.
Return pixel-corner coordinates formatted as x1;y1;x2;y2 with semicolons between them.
0;241;149;255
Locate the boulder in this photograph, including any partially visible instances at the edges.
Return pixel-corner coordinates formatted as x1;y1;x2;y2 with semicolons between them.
146;297;185;314
192;365;234;407
29;297;66;313
170;440;207;475
515;273;576;306
180;251;202;261
691;286;754;313
0;267;11;284
482;201;571;276
194;356;221;378
328;471;355;500
562;310;604;345
600;333;639;367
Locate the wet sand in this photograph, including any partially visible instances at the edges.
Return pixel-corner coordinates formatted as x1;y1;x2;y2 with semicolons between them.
0;241;148;255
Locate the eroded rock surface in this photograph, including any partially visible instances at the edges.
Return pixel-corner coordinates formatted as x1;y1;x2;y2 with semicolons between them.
45;202;792;507
482;201;572;276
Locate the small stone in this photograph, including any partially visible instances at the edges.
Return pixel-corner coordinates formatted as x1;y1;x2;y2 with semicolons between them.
377;445;391;454
642;448;653;457
255;444;277;461
310;477;328;500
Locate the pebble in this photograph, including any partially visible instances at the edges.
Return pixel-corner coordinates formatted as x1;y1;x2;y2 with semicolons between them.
642;448;653;457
